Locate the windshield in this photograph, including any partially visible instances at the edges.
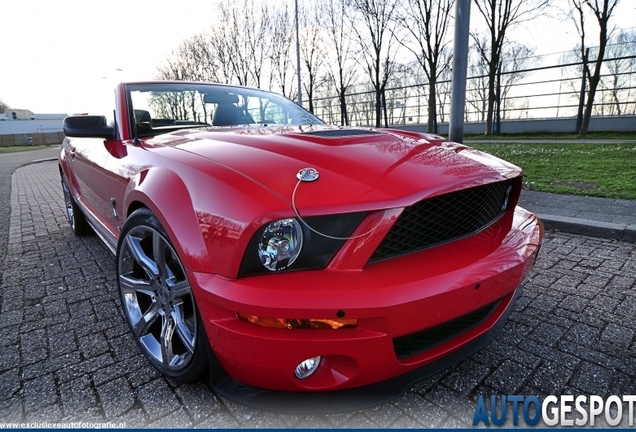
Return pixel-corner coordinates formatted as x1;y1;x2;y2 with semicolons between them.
127;82;324;137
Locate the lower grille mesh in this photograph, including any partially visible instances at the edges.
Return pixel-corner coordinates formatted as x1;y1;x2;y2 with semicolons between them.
393;301;500;359
369;180;513;263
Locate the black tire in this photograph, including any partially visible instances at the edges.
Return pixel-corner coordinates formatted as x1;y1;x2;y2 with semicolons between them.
116;207;209;383
61;175;92;236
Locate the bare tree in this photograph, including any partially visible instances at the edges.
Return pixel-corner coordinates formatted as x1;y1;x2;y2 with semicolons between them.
398;61;430;124
568;0;621;136
384;64;413;124
394;0;454;133
344;83;376;126
156;34;224;83
155;48;189;82
269;4;297;99
214;0;271;87
247;2;271;88
556;47;587;118
207;25;237;85
299;3;327;113
466;38;490;122
471;0;550;135
466;38;536;122
436;62;453;123
318;0;358;125
217;2;250;86
499;43;536;119
347;0;401;127
312;90;338;123
600;28;635;115
0;99;9;113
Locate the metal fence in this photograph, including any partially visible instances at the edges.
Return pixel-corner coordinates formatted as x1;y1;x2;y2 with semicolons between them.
311;51;636;130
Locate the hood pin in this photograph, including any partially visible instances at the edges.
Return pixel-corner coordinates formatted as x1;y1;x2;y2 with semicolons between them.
297;167;319;182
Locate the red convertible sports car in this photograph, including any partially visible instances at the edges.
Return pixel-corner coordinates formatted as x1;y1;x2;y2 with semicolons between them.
60;81;543;411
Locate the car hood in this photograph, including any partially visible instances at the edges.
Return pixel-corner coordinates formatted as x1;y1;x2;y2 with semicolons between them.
145;126;522;213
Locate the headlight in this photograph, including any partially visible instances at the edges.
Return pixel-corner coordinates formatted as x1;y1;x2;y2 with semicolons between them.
258;218;303;271
238;212;367;277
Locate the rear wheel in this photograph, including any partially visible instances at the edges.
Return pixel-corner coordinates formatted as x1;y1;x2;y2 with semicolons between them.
61;175;91;236
116;208;209;383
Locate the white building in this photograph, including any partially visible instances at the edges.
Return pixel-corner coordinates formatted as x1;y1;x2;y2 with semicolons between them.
0;110;66;145
0;110;66;134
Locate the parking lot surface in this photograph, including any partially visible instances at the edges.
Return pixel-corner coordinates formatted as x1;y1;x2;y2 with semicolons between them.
1;161;635;428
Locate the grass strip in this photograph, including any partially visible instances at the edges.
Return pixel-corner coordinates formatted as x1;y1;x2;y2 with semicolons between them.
0;145;52;154
464;131;636;141
470;142;636;200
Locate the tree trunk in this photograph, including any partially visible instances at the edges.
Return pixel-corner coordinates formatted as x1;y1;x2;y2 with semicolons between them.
375;88;383;127
428;80;437;133
308;77;315;113
579;30;608;136
577;0;616;137
579;68;601;136
485;56;497;135
339;93;349;126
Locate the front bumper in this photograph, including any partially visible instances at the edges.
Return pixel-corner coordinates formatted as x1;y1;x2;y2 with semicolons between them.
190;207;542;399
212;286;522;414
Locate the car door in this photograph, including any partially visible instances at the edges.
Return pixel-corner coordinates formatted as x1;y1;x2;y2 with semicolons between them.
67;137;113;228
99;140;140;237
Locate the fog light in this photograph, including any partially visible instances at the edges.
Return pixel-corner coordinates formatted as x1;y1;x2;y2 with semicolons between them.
294;356;322;379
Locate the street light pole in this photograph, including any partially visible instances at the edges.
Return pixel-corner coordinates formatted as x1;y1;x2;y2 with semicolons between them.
295;0;302;107
449;0;471;143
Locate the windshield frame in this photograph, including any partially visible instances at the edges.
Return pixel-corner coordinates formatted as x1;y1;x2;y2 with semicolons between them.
124;82;325;138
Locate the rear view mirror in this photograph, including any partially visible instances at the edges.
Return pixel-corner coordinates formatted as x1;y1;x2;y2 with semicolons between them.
63;115;115;139
203;92;239;104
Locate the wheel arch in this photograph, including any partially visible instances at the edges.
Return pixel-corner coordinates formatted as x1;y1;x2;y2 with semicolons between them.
122;167;213;273
126;200;146;217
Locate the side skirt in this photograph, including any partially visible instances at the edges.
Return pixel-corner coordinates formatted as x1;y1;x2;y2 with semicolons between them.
76;199;117;255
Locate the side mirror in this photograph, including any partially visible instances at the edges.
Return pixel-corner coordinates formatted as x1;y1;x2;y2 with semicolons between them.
63;115;115;139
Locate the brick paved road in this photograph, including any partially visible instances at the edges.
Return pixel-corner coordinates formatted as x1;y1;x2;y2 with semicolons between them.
1;161;635;428
0;147;60;291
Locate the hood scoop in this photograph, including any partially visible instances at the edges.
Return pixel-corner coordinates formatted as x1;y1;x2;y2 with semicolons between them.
300;129;381;138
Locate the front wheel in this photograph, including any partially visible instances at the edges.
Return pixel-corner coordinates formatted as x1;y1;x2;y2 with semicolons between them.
116;208;209;383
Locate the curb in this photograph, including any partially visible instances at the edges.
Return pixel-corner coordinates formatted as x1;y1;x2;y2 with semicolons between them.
31;157;59;163
535;213;636;243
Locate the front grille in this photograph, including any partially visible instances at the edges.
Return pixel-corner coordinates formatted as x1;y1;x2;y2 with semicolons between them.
369;180;513;263
393;301;500;359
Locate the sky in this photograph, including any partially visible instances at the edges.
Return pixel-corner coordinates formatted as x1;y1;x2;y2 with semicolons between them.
0;0;634;115
0;0;221;114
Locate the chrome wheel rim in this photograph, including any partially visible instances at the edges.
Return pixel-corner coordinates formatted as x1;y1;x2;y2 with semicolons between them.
118;225;197;371
61;180;75;229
